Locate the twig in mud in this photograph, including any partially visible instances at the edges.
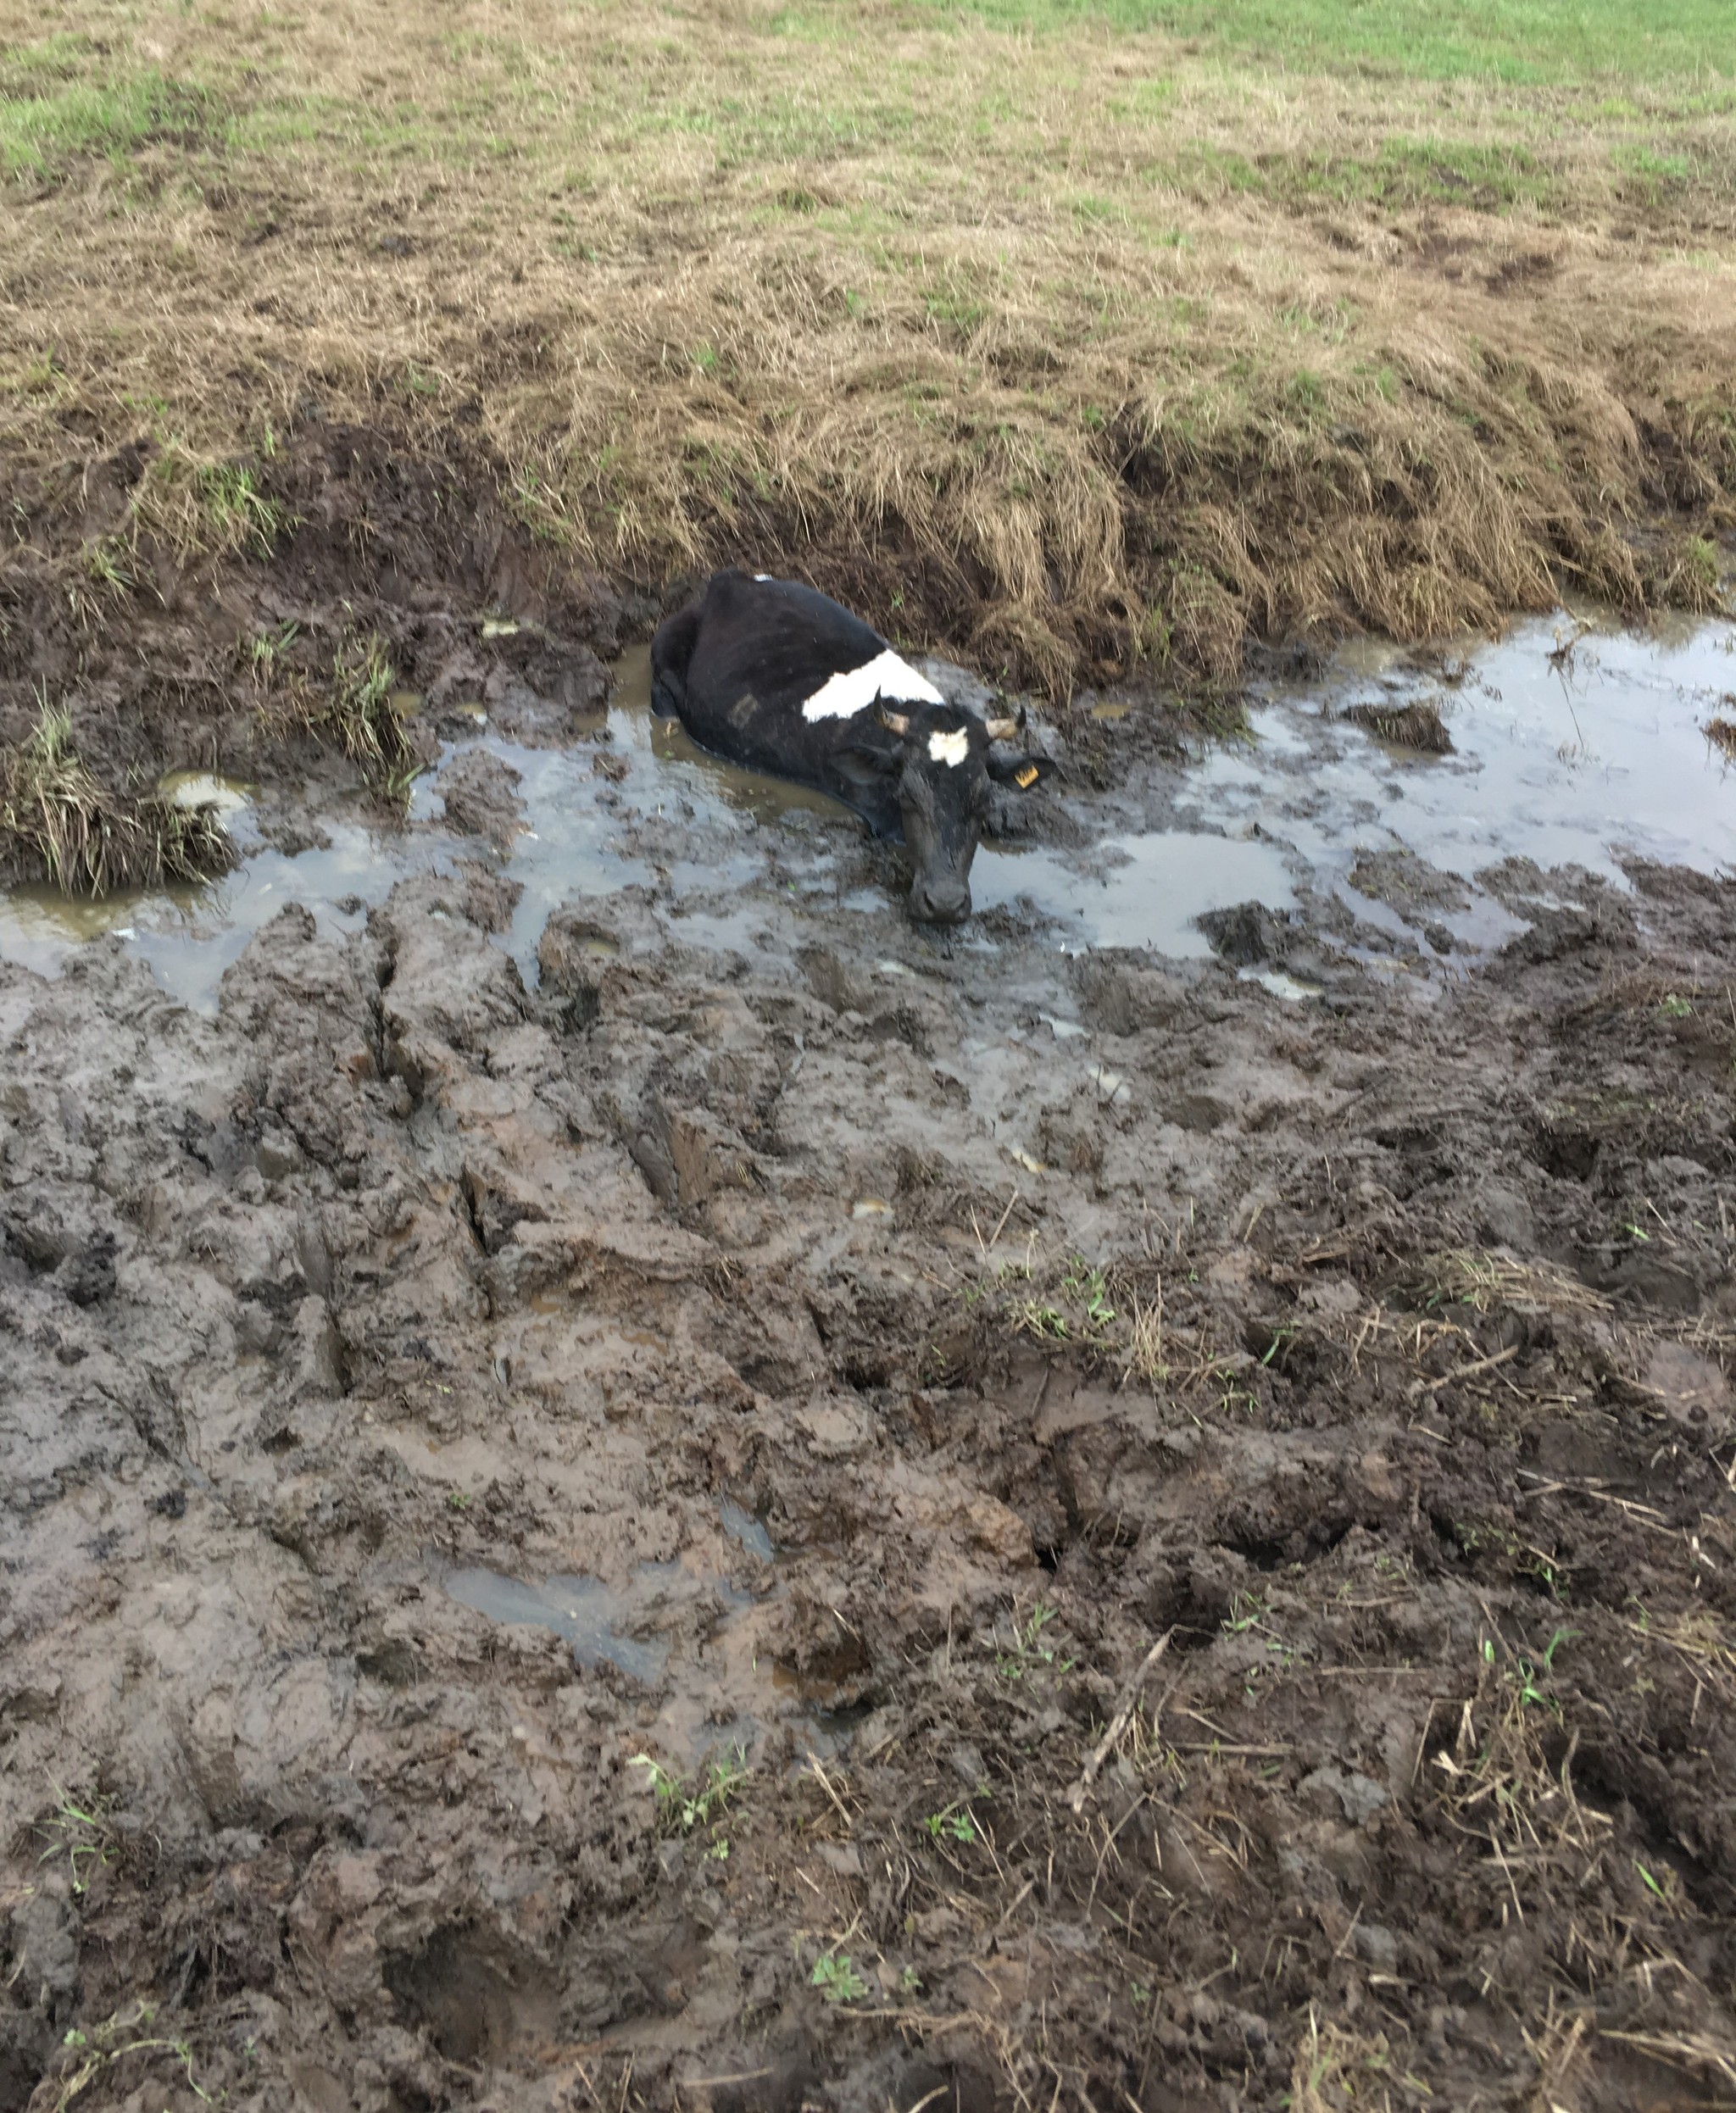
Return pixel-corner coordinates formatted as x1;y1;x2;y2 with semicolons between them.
1085;1792;1156;1917
1171;1741;1291;1758
1448;1343;1522;1385
1069;1631;1173;1814
1515;1470;1670;1525
676;2067;777;2098
1349;1301;1383;1373
805;1751;854;1834
971;1186;1025;1265
1123;1281;1164;1393
1522;2004;1592;2110
1403;1337;1520;1403
1598;2029;1736;2092
904;2090;951;2113
991;1877;1036;1937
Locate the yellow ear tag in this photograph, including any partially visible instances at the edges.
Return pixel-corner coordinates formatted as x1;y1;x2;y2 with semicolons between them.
1015;764;1039;789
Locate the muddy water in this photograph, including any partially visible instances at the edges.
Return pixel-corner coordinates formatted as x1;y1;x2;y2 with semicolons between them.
2;614;1730;1002
442;1565;682;1684
7;603;1735;2110
1222;611;1736;960
971;831;1296;954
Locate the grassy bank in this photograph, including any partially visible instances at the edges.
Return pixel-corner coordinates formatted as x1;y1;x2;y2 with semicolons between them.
3;0;1734;697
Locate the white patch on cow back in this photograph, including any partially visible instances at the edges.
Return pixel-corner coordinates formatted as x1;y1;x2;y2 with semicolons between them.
754;572;772;581
927;727;969;767
800;648;945;723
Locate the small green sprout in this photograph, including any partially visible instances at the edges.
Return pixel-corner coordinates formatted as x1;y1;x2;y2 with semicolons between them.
810;1952;868;2005
922;1801;979;1844
997;1599;1072;1680
1060;1255;1117;1327
1015;1300;1068;1340
631;1748;748;1847
36;1784;116;1897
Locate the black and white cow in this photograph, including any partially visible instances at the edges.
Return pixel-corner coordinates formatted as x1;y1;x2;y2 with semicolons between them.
649;569;1052;924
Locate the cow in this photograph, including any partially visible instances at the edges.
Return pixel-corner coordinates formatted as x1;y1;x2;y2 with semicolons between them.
649;569;1052;925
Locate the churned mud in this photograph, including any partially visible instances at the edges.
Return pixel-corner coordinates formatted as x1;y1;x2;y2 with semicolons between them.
3;461;1736;2113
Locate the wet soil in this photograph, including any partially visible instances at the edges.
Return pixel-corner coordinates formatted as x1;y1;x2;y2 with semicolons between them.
0;425;637;888
4;435;1736;2113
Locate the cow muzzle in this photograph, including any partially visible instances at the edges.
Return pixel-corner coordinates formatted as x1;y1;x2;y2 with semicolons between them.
909;871;972;926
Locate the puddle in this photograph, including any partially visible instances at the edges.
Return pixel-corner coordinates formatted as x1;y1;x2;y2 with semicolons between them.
442;1558;756;1685
3;613;1732;1003
971;830;1297;956
1242;966;1324;1004
618;644;860;831
159;769;254;820
1218;614;1736;955
718;1499;776;1564
438;1529;870;1765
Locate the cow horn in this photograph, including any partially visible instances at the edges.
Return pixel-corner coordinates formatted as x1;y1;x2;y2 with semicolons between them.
876;703;911;736
983;714;1020;741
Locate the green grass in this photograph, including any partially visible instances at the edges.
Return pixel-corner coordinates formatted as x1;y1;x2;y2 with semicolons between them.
0;42;215;180
631;1749;748;1859
928;0;1735;85
1143;133;1563;214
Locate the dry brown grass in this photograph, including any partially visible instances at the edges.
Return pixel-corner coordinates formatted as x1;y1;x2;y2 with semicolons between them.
1290;2012;1409;2112
1;0;1733;696
1416;1247;1613;1319
0;700;231;892
1427;1626;1723;2041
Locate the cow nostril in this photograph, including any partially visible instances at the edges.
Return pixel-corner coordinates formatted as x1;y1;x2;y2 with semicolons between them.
910;878;971;925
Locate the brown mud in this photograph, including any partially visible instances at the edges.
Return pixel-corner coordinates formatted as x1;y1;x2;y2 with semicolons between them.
0;425;638;889
3;435;1736;2113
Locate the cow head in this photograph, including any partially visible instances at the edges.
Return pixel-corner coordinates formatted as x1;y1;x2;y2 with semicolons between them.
835;701;1054;925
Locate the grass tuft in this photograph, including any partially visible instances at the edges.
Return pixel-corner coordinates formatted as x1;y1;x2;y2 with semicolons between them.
129;450;294;562
0;700;232;893
1344;698;1455;753
1410;1247;1612;1318
38;1997;214;2112
35;1779;118;1896
0;57;215;183
295;633;422;800
1290;2010;1400;2112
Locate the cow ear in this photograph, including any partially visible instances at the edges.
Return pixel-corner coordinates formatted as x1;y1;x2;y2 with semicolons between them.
986;751;1054;791
832;743;899;792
